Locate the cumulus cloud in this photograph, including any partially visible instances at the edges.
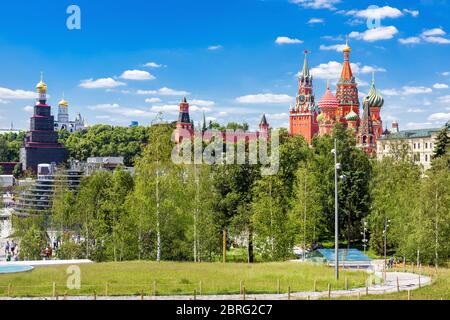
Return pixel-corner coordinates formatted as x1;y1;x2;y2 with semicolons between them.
319;44;346;52
345;6;403;19
89;103;156;118
137;87;190;96
421;28;446;37
79;78;126;89
120;70;155;80
310;61;386;81
145;97;162;103
307;18;324;24
433;83;449;89
403;9;419;17
190;99;215;107
144;62;163;68
405;122;433;129
403;86;433;95
438;95;450;103
428;113;450;122
0;87;37;99
290;0;340;10
208;45;223;51
236;93;294;104
349;26;398;42
275;36;303;45
23;105;34;113
398;37;421;44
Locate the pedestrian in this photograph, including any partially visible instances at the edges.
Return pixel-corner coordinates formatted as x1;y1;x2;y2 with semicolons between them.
5;241;10;255
10;241;16;254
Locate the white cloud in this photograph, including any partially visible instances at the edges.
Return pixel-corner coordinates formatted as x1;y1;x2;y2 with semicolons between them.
319;44;346;52
349;26;398;42
0;87;37;99
89;103;156;118
0;99;9;104
438;95;450;103
441;71;450;76
398;37;421;44
433;83;449;89
421;28;446;37
307;18;324;24
275;36;303;45
137;87;190;96
23;105;34;113
208;45;223;51
403;9;419;17
428;113;450;122
407;108;426;113
423;36;450;44
79;78;126;89
144;62;163;68
120;70;155;80
310;61;386;81
236;93;294;104
405;122;433;129
150;104;179;113
321;35;343;41
381;89;401;96
290;0;340;10
190;99;215;107
145;97;162;103
403;86;433;95
346;6;403;19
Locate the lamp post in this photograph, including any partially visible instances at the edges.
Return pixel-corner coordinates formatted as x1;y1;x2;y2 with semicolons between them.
383;217;391;282
331;139;346;280
361;220;368;256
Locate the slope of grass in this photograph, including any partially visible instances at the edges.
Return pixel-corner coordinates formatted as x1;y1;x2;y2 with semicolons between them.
0;261;368;297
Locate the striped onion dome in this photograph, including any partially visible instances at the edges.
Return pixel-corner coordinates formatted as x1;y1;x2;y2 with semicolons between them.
345;109;359;121
318;86;339;110
364;74;384;108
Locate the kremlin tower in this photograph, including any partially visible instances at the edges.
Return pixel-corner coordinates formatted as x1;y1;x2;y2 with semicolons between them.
20;75;68;173
289;51;319;144
289;39;384;156
174;97;194;144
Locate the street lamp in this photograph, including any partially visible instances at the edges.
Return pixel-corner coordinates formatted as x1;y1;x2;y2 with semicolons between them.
383;218;391;282
331;139;346;280
361;220;368;256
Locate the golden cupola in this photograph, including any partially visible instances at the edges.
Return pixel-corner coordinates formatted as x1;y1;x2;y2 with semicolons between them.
36;73;47;93
59;98;69;107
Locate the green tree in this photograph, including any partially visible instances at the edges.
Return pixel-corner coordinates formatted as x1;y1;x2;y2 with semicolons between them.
432;127;449;160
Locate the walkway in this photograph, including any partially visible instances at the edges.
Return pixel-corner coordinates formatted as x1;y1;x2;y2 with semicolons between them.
1;270;431;300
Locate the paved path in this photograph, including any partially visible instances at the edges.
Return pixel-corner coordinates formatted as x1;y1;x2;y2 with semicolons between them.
1;270;431;300
0;259;93;267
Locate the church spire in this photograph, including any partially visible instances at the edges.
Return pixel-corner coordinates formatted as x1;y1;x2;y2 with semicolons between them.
299;50;311;80
340;36;354;81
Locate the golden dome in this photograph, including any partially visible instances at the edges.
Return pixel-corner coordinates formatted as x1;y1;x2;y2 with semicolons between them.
59;98;69;107
343;36;351;53
36;73;47;93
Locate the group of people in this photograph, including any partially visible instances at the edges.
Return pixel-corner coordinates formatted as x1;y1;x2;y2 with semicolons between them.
3;240;19;262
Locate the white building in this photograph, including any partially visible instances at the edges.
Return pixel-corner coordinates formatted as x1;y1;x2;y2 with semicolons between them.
377;121;449;170
54;98;87;133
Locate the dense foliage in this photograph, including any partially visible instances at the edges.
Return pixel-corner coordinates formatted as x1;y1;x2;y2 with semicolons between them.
11;123;450;265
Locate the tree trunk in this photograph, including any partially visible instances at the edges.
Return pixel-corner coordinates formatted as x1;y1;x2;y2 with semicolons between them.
248;230;254;264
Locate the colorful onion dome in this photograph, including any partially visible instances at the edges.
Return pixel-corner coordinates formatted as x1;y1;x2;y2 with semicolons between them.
318;85;339;110
345;109;359;121
343;36;351;53
317;113;325;123
364;74;384;108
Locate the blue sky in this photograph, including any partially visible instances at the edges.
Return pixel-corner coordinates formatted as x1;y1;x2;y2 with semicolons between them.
1;0;450;131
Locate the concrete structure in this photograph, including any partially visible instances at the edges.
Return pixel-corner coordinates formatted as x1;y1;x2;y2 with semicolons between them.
377;121;449;170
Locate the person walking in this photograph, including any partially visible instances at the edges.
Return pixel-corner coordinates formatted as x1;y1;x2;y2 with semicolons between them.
10;241;16;254
4;241;10;256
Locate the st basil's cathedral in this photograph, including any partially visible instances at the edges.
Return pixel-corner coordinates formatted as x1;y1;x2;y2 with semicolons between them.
289;39;384;155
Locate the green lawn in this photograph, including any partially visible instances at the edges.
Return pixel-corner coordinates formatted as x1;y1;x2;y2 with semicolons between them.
0;261;368;297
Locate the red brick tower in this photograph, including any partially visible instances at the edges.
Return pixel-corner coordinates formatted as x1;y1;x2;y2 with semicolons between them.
174;97;194;144
289;51;319;144
336;38;360;123
259;113;270;140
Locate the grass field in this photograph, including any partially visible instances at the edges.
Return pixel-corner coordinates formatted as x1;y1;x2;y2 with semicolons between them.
0;261;368;297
